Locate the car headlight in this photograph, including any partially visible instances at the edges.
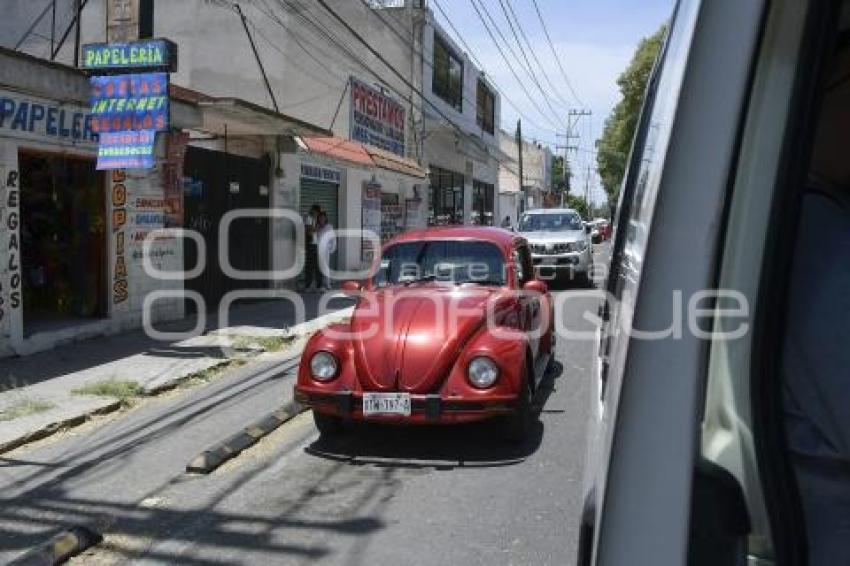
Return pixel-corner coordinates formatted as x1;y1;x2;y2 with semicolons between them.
310;351;338;381
567;240;588;253
468;356;499;388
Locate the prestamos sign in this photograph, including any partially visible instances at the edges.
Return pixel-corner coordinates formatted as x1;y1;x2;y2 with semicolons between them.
350;77;405;157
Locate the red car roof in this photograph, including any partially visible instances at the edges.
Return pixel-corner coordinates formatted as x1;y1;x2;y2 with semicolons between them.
386;226;521;255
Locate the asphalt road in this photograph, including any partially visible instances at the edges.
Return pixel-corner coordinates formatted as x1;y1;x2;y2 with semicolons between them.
0;249;606;566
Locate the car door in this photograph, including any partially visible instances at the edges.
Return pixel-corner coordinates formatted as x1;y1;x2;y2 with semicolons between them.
513;242;540;360
579;0;768;564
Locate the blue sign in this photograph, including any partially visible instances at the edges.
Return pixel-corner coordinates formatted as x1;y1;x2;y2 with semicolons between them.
90;73;169;133
96;130;156;170
81;39;177;73
0;94;98;143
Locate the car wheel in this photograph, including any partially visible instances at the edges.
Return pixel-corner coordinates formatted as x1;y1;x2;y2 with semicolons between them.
502;380;533;444
313;411;344;437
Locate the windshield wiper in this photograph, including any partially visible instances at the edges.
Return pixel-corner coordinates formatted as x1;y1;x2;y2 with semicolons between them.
457;278;504;286
401;274;440;286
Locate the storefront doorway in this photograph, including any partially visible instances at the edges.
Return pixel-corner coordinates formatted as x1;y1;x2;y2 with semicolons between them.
298;172;339;287
183;146;271;311
18;151;107;335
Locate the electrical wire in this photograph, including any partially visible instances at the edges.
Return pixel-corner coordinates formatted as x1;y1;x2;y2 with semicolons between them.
467;0;566;132
500;0;574;111
493;0;571;119
530;0;584;106
375;0;561;136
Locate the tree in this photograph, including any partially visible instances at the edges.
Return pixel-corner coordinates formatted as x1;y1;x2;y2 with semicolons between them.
564;193;589;219
596;25;666;204
551;155;571;193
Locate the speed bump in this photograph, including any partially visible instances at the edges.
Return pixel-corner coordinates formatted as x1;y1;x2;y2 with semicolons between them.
186;403;306;474
9;526;102;565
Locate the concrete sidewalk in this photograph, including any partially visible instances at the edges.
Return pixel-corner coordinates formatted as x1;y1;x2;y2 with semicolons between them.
0;292;355;454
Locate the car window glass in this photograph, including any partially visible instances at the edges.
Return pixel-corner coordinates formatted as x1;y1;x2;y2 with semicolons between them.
597;3;693;401
518;213;583;232
374;241;506;286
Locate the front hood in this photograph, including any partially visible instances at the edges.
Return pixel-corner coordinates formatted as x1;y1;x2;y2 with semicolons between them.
350;286;496;393
519;229;586;244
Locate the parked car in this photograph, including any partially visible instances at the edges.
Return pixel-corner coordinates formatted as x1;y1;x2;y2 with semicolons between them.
517;208;593;284
580;1;850;565
294;226;555;442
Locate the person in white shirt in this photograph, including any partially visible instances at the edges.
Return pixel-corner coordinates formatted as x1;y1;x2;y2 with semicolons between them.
316;211;337;291
302;204;321;290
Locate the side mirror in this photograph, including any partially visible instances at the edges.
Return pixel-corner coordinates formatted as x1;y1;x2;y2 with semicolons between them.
522;279;548;294
341;281;361;293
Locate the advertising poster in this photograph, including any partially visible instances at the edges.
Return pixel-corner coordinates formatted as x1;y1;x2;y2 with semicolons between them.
96;130;156;170
350;77;406;157
89;72;169;133
361;182;382;264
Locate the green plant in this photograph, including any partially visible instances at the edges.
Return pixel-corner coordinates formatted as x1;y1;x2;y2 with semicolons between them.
72;379;141;405
0;398;55;421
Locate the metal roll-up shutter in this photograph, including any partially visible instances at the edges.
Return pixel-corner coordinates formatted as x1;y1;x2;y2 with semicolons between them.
299;178;339;228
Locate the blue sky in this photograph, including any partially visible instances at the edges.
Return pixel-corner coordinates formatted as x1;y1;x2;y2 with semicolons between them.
433;0;673;202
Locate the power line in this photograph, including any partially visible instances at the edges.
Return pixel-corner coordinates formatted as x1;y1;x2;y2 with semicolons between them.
255;0;555;181
307;0;539;179
500;0;574;110
361;0;564;136
467;0;566;130
429;0;558;134
493;0;571;120
530;0;584;106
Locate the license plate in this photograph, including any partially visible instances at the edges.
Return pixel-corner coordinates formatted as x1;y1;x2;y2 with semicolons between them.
362;393;411;417
541;257;557;265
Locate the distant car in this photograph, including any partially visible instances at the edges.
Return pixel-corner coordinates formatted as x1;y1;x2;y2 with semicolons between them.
518;208;593;284
294;226;555;442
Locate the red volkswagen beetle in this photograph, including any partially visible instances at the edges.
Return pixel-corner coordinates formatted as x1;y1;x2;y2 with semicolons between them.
294;226;555;442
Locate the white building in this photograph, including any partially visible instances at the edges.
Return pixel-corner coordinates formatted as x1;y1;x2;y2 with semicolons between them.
498;129;553;225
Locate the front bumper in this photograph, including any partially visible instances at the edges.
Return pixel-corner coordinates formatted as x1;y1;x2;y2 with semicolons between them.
531;247;592;273
295;388;518;424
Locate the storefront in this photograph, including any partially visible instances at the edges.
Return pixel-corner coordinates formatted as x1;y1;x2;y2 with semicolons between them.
0;88;106;347
19;150;107;332
472;179;495;226
0;49;205;357
276;136;427;282
428;165;465;226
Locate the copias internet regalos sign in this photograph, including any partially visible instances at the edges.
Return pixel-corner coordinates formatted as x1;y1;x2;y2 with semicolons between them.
81;39;177;73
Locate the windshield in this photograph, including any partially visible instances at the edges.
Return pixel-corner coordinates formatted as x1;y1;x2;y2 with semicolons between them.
518;213;584;232
373;241;506;287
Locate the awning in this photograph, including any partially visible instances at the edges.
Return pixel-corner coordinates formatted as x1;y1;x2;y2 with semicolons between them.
302;136;373;167
364;145;427;179
303;136;427;179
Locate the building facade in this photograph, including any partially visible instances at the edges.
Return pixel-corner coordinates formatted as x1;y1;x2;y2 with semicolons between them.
0;48;200;356
498;129;554;224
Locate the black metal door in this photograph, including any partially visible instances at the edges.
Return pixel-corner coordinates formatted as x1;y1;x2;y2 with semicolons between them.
183;147;270;312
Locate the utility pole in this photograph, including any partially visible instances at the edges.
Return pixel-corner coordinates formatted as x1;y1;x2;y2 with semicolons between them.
73;0;81;67
516;119;524;213
585;164;591;219
556;108;591;209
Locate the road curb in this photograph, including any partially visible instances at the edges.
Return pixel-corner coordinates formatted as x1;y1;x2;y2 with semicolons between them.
0;401;122;456
8;526;102;565
186;401;307;474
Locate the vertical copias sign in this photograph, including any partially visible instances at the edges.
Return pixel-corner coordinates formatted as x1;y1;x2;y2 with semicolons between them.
81;38;176;171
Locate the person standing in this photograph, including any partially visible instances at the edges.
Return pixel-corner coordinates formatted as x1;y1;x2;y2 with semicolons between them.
316;211;337;291
302;204;322;291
